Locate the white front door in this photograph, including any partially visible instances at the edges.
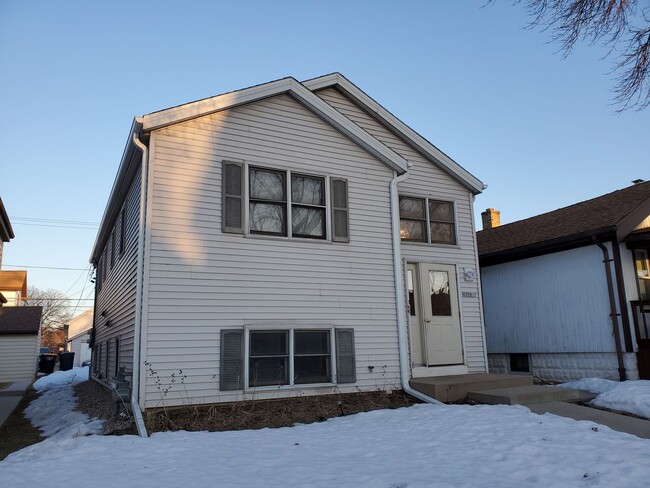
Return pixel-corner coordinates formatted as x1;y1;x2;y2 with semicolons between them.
419;263;463;366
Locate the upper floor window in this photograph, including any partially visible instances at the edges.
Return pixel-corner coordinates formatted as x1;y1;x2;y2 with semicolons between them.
222;161;348;242
399;196;456;245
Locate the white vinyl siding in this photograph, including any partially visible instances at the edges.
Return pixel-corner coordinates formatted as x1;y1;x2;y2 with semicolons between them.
92;166;141;386
142;94;400;408
0;334;39;382
316;87;487;373
482;244;622;353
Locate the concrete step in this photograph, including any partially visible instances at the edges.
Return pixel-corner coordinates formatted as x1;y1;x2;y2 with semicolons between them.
467;385;596;405
410;373;532;403
526;401;650;439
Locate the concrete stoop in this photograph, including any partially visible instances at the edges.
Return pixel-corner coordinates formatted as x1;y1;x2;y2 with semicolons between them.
467;385;597;405
410;373;533;402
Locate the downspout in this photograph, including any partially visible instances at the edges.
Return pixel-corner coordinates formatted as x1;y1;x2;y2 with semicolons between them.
131;123;149;437
592;237;627;381
390;169;443;405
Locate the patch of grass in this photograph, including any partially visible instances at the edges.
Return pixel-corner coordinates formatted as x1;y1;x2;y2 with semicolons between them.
0;387;43;461
146;390;421;434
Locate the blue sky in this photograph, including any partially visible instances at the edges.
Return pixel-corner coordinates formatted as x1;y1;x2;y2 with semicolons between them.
0;0;647;307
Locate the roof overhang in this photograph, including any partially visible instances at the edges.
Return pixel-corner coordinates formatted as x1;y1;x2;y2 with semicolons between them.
0;198;14;242
479;227;618;267
302;73;486;195
616;195;650;242
0;270;28;298
90;119;143;263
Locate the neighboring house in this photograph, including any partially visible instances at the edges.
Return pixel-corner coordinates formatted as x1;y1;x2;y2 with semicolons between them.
90;73;487;412
0;307;43;382
66;308;93;367
0;270;28;307
477;181;650;382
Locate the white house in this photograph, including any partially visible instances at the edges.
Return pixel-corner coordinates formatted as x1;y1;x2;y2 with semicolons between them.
478;181;650;382
66;308;93;367
89;73;490;416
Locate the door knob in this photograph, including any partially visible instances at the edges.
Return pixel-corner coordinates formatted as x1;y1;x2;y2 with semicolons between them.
425;319;431;323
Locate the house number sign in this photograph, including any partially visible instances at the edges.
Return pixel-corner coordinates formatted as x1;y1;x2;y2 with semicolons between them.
462;291;478;298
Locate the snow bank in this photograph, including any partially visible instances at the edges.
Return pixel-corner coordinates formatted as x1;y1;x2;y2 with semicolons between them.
3;403;650;487
25;366;103;440
559;378;650;419
33;366;89;391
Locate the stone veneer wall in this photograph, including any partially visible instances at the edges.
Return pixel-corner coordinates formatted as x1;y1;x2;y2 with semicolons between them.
488;353;639;382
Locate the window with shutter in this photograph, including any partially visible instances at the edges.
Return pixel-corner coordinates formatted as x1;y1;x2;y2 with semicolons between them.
222;161;244;234
220;329;244;391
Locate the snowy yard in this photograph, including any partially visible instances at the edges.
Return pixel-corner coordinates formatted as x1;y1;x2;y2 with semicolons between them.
1;369;650;487
559;378;650;419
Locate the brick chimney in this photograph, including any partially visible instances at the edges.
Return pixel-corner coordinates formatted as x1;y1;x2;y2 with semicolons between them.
481;208;501;230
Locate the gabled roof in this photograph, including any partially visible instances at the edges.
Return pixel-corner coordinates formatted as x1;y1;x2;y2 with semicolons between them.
91;75;412;262
302;73;486;194
0;306;42;335
0;198;14;242
477;181;650;260
0;270;28;298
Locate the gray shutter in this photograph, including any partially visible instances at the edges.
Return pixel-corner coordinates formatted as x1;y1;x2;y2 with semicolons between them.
335;328;356;383
222;161;244;234
220;329;244;391
331;178;349;242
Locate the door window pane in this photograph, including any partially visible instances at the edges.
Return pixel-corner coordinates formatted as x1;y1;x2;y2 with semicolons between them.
408;269;416;316
635;249;650;301
429;271;451;316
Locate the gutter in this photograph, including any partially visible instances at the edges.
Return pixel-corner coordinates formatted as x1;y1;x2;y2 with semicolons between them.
390;169;443;405
592;236;627;381
131;121;149;437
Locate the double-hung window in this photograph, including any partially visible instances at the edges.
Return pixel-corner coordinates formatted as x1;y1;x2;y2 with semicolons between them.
222;161;349;242
220;328;356;391
399;196;456;245
248;329;331;387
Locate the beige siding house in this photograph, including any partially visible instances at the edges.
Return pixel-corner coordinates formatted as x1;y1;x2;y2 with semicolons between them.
90;74;487;415
0;306;42;382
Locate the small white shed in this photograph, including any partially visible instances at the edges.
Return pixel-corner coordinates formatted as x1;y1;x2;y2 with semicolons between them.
0;306;42;382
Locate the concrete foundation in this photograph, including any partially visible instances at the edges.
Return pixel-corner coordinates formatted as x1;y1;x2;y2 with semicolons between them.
410;373;532;403
488;352;639;382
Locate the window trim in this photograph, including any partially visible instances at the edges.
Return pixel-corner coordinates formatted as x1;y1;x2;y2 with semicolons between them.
244;326;337;390
225;160;347;243
399;194;459;246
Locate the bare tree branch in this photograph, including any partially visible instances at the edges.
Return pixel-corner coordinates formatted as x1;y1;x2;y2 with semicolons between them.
500;0;649;110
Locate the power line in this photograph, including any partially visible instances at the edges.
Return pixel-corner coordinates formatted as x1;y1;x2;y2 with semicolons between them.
10;217;99;225
11;222;98;230
2;264;89;271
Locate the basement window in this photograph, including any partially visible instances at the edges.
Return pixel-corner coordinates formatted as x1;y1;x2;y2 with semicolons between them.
509;353;530;373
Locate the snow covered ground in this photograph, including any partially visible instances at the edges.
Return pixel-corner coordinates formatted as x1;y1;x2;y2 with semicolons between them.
25;367;103;439
3;390;650;487
558;378;650;419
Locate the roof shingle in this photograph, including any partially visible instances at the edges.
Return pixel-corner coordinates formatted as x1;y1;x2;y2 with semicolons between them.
0;306;43;335
477;181;650;257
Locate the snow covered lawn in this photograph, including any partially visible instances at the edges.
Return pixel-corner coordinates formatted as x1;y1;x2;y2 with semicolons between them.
26;367;103;439
558;378;650;419
3;369;649;487
3;400;650;487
